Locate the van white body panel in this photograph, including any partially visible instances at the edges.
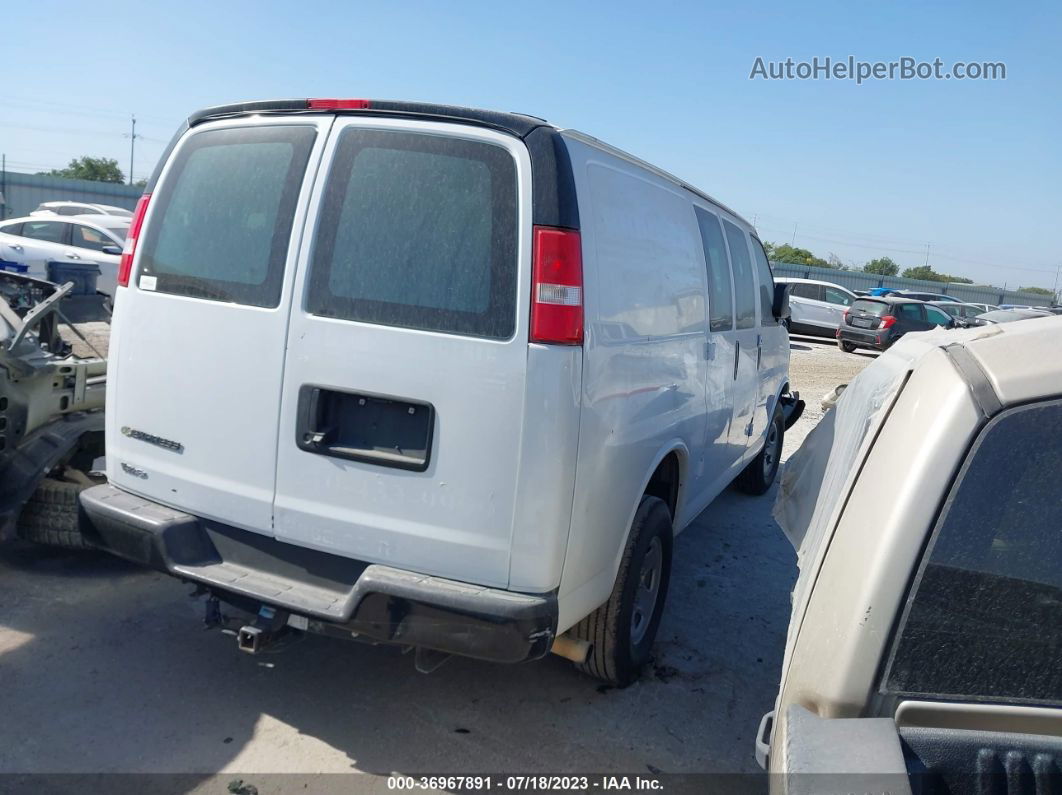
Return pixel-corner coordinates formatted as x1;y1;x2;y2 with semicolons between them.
105;115;334;533
272;118;537;588
106;109;789;641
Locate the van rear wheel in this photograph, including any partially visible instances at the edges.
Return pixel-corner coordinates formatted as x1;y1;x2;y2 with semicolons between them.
570;495;672;687
735;406;784;496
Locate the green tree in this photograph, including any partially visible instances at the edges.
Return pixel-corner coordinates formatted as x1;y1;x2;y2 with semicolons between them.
864;256;899;276
902;265;973;284
1019;286;1054;296
42;156;125;184
765;243;829;267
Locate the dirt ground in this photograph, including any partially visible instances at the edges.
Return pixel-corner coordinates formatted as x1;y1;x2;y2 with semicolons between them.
0;332;875;783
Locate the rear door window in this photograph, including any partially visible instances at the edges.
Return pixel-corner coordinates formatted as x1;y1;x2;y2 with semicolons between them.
883;399;1062;706
722;220;756;329
791;283;823;301
824;286;853;306
21;220;68;244
138;125;317;307
751;240;776;326
306;129;518;340
694;207;734;332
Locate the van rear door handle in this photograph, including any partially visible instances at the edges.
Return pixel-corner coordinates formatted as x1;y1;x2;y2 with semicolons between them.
733;340;740;380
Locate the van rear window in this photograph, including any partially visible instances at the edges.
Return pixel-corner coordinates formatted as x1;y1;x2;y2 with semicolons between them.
138;126;317;307
306;129;517;340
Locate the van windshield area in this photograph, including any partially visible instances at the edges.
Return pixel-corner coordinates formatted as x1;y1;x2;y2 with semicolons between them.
851;299;889;316
306;129;518;340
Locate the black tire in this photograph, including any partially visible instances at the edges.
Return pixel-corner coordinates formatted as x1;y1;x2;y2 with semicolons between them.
838;340;857;353
16;479;92;550
570;495;673;687
735;407;784;496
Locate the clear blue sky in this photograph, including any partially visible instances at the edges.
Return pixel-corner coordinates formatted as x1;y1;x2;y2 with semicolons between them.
3;0;1060;289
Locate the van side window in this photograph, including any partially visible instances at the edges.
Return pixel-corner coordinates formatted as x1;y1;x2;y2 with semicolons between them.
722;220;757;329
751;240;776;325
307;129;518;340
882;399;1062;706
694;207;733;332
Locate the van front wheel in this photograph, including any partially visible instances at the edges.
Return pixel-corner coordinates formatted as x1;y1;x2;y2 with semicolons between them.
570;495;672;687
735;406;784;496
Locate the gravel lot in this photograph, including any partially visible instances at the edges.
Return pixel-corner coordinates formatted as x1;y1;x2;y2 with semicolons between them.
0;333;874;783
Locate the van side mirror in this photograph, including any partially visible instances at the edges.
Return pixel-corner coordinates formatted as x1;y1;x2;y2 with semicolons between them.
772;283;790;321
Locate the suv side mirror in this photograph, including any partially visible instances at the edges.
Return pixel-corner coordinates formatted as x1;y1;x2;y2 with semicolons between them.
772;283;791;321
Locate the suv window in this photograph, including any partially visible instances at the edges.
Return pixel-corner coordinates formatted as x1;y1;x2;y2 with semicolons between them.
307;129;517;339
722;220;756;329
751;241;776;326
138;125;317;307
896;303;923;321
824;286;852;306
925;306;952;325
694;207;734;332
21;220;67;244
790;283;823;301
883;399;1062;706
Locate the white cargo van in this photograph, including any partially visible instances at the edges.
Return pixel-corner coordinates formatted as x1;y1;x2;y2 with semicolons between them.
80;98;802;685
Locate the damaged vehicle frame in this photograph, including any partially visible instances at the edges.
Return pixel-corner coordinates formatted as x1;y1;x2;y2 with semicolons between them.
0;272;106;546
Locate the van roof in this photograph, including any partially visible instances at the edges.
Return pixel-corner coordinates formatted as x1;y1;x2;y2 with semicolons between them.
187;98;551;138
175;98;753;231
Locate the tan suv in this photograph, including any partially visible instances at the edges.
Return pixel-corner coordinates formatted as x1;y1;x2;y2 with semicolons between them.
759;315;1062;795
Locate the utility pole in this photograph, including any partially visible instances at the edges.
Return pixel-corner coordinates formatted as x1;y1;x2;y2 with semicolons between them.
123;114;141;185
924;242;930;268
1053;264;1061;305
791;222;798;246
1;153;6;220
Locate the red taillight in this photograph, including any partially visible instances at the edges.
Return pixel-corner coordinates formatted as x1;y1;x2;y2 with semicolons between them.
531;226;583;345
880;315;896;329
117;193;151;288
307;98;371;109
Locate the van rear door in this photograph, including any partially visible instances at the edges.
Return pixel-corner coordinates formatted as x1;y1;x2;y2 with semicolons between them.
106;117;330;533
272;118;530;588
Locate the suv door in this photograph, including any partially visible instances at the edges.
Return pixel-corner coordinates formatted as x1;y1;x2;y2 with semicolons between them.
721;218;760;458
822;285;854;328
271;118;532;587
107;116;330;534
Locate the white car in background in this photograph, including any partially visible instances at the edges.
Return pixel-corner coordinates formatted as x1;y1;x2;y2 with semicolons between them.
775;277;857;336
0;214;130;296
31;201;133;218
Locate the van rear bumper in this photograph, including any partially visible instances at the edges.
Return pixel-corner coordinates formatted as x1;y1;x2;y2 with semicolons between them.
79;484;557;663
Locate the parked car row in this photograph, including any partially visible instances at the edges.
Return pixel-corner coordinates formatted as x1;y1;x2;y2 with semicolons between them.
0;211;130;296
